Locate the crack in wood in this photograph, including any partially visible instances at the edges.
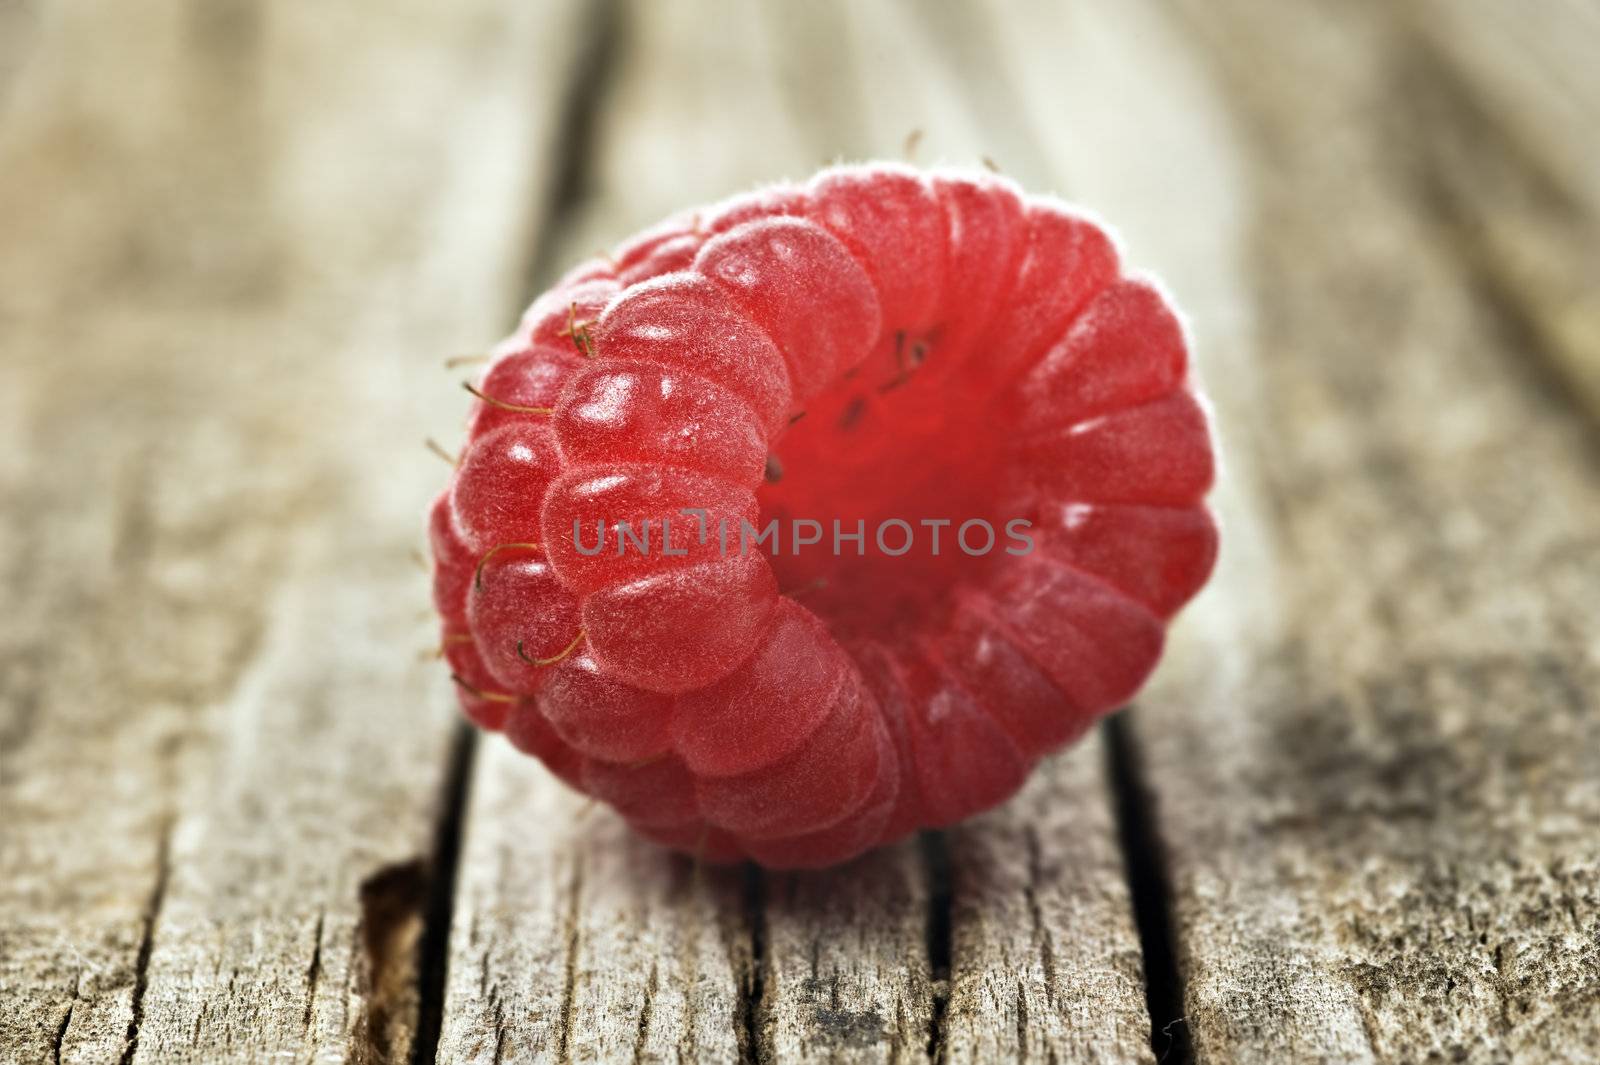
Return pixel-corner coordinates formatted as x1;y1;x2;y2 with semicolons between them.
491;989;507;1065
737;865;768;1065
302;910;325;1036
1022;825;1061;1012
1105;715;1192;1065
518;0;626;294
405;8;630;1061
412;724;477;1065
357;858;429;1064
51;999;75;1065
555;855;585;1065
630;957;659;1065
920;831;952;1063
117;816;172;1065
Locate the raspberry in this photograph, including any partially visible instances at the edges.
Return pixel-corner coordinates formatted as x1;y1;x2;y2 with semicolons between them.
430;164;1218;869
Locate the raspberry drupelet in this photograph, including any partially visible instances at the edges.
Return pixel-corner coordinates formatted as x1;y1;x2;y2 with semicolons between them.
430;163;1218;869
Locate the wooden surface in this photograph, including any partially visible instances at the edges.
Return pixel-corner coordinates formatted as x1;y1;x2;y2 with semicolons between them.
2;2;1596;1063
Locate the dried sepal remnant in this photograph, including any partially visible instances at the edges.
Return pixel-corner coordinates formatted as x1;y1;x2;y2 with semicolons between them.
517;630;586;668
428;163;1218;869
461;381;553;415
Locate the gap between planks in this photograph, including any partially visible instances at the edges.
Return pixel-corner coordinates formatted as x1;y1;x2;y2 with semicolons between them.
409;3;624;1062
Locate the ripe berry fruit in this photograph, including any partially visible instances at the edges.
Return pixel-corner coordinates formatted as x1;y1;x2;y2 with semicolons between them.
430;163;1217;869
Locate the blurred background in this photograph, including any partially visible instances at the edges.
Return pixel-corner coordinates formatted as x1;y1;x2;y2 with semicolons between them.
2;2;1597;1063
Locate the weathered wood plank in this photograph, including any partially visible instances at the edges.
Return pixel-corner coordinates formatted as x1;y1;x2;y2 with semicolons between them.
1404;0;1600;428
437;740;751;1065
0;2;587;1062
940;734;1155;1065
13;1;1595;1063
754;850;937;1065
436;2;1157;1062
1083;2;1600;1061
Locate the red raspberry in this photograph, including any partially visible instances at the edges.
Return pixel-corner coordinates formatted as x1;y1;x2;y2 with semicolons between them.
430;163;1217;869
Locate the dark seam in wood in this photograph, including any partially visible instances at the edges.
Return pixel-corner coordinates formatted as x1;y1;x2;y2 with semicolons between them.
518;0;625;294
476;931;491;1001
1022;825;1059;1011
556;854;585;1065
413;10;622;1052
738;864;768;1065
891;995;910;1065
357;859;429;1062
118;814;172;1065
52;996;76;1065
1352;992;1383;1061
1105;714;1192;1065
674;857;703;1064
302;910;325;1035
630;957;660;1065
1492;942;1516;1032
491;988;508;1065
1014;981;1029;1060
920;831;952;1063
412;723;477;1065
827;946;839;1011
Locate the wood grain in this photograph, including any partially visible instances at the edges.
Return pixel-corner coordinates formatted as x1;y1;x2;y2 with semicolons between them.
435;740;753;1065
940;735;1155;1065
0;1;587;1061
1406;0;1600;429
1114;2;1600;1061
5;2;1600;1063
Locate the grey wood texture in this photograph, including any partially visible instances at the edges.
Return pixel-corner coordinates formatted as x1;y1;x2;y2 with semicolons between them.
2;2;1596;1063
